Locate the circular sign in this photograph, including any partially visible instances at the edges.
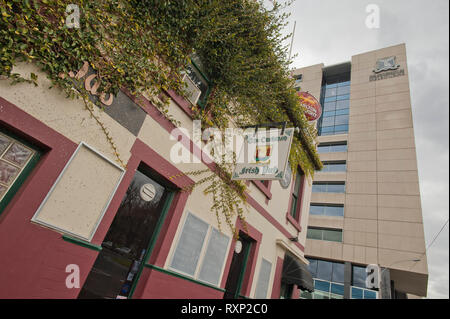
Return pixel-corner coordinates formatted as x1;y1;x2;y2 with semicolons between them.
279;162;292;189
235;240;243;254
297;91;322;121
140;183;156;202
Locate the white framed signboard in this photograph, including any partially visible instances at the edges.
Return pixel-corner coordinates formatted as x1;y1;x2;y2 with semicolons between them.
232;128;294;181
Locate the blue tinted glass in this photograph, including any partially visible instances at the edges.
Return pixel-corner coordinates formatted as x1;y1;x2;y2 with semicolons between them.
337;86;350;96
364;290;377;299
335;109;349;116
352;266;367;288
332;263;345;283
317;145;330;153
326;83;338;88
320;126;334;134
336;94;350;101
317;260;333;281
331;283;345;295
310;205;324;215
315;280;331;293
307;228;322;240
323;163;346;172
352;287;364;299
324;96;337;103
334;125;349;134
334;115;349;126
321;131;334;136
324;102;336;111
323;111;335;118
338;81;351;87
327;184;345;193
312;184;323;193
325;87;337;97
336;100;350;110
307;258;318;277
326;206;344;217
331;144;347;152
322;117;335;127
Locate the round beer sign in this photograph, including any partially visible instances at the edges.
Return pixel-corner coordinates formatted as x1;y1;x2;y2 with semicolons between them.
297;92;322;122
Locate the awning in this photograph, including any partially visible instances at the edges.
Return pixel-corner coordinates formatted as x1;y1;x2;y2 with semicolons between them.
281;254;314;292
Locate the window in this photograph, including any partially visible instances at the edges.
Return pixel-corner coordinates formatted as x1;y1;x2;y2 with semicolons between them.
352;265;367;288
301;258;345;299
321;161;347;173
351;287;378;299
0;130;40;215
307;227;343;242
289;169;305;220
309;204;344;217
317;142;347;154
318;76;351;136
170;213;230;286
294;74;303;84
254;259;272;299
312;182;346;193
185;55;211;108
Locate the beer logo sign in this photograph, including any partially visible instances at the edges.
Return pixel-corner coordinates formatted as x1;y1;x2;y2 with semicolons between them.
297;92;322;122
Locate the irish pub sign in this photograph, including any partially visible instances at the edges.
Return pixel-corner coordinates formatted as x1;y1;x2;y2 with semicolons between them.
232;128;294;181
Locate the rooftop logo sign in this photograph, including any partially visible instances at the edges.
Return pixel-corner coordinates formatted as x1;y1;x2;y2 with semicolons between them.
370;56;405;82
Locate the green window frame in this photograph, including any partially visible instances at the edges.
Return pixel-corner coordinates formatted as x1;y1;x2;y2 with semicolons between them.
290;169;304;220
0;128;41;216
186;59;212;109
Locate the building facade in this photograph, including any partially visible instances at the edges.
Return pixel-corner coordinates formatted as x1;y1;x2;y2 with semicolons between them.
292;44;428;299
0;59;317;298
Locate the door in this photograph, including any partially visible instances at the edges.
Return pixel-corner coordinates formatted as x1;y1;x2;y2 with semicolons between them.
223;233;252;299
78;169;171;299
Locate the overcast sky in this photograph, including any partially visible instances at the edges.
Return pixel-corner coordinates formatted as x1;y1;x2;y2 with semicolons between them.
275;0;449;299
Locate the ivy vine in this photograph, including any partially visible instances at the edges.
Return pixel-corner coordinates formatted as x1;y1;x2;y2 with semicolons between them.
1;0;322;235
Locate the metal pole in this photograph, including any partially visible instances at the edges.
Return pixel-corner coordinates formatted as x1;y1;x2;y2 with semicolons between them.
288;21;296;62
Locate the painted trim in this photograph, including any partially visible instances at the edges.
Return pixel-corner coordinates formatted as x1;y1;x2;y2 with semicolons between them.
252;180;272;201
221;218;263;298
62;235;102;252
128;191;175;298
31;141;126;242
271;257;284;299
286;169;305;232
144;263;226;293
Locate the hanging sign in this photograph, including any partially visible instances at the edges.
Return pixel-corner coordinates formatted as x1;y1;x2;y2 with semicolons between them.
232;128;295;181
297;92;322;122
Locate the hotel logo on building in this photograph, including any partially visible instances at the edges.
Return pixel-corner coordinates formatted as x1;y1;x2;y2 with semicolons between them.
369;56;405;82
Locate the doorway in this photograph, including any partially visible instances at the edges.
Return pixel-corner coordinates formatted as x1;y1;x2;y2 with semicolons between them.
78;168;171;299
223;233;253;299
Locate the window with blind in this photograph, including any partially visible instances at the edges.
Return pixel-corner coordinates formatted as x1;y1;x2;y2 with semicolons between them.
170;212;230;286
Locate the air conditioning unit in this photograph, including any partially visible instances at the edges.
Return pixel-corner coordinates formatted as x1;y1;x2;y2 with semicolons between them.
181;73;202;106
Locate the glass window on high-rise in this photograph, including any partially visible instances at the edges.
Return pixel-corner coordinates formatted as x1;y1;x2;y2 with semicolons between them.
318;66;351;136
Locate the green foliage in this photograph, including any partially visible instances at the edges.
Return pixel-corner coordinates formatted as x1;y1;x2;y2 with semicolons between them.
1;0;322;233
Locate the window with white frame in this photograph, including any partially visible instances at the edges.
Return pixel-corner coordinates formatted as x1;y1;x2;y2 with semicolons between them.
169;212;230;286
254;258;272;299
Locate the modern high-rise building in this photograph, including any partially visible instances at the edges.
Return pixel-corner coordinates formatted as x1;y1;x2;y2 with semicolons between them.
292;43;428;299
